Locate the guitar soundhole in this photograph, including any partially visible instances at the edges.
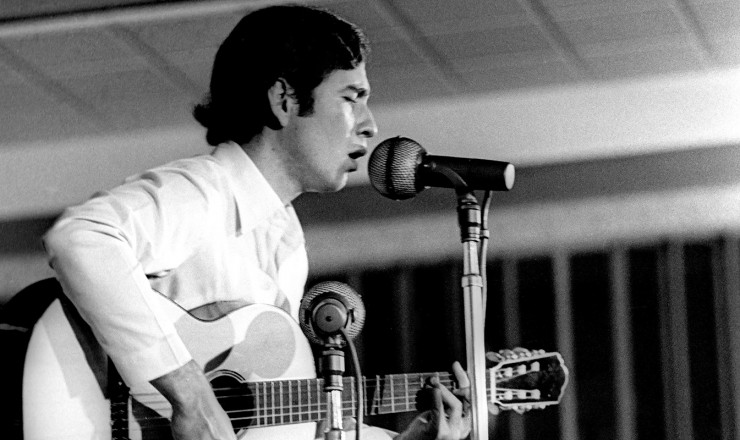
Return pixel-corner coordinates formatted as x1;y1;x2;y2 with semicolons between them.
211;374;255;431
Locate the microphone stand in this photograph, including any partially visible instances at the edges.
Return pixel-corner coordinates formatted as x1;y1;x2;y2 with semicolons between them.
428;164;489;440
321;335;346;440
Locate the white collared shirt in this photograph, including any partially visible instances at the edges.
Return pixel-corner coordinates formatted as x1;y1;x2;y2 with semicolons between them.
44;142;308;386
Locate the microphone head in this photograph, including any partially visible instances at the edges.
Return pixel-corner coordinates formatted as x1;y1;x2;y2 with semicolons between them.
368;136;427;200
299;281;366;345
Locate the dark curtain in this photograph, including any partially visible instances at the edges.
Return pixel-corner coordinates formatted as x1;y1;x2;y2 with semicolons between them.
309;236;737;440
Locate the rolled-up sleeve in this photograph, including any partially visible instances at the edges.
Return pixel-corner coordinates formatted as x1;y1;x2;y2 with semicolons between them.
43;164;224;386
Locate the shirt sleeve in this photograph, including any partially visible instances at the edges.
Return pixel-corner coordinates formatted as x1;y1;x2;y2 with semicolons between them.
43;163;226;386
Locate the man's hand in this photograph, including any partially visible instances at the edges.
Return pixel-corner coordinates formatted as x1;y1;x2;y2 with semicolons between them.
150;360;237;440
394;362;471;440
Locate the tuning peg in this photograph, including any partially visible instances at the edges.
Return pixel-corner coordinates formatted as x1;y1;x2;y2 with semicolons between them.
496;347;537;360
497;349;522;360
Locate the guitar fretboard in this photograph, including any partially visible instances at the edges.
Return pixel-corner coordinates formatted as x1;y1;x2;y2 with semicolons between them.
221;372;472;429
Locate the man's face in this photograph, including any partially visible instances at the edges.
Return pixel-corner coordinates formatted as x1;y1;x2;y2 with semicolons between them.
282;63;377;193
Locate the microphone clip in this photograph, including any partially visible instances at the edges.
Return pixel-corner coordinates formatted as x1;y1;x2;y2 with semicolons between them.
457;192;482;243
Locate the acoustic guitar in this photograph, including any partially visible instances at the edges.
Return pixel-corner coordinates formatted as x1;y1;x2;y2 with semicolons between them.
22;286;567;440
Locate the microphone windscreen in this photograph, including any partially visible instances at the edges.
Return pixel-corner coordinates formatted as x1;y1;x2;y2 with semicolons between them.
368;136;426;200
299;281;366;345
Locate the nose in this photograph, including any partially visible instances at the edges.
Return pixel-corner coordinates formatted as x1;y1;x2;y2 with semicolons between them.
356;105;378;139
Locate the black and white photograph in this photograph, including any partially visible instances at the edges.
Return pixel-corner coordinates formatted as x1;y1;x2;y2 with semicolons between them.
0;1;739;440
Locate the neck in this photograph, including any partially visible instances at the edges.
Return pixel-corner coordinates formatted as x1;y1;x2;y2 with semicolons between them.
239;135;301;205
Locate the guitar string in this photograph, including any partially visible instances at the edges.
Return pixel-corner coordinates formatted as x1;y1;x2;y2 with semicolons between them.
120;384;531;423
124;375;535;411
125;391;525;414
127;376;460;405
111;392;449;432
118;392;448;415
110;395;416;432
114;380;520;429
111;382;543;432
110;388;536;434
117;376;460;413
118;396;530;422
124;366;529;401
124;389;526;414
127;374;464;399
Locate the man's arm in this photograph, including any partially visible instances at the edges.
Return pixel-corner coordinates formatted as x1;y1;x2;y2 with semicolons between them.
43;168;221;385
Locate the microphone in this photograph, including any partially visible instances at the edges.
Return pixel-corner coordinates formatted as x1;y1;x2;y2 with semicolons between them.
299;282;366;440
368;136;515;200
299;281;366;346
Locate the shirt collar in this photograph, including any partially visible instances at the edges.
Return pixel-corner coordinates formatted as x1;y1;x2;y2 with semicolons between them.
211;141;289;234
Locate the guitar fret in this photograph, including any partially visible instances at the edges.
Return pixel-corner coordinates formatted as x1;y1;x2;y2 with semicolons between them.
256;381;261;426
350;377;356;418
390;374;395;413
265;381;270;426
363;376;368;416
279;380;284;425
373;375;380;414
258;381;263;426
284;380;289;425
310;379;314;421
404;373;410;411
288;380;292;424
298;379;303;422
316;378;321;421
297;379;302;423
270;381;275;425
307;379;312;422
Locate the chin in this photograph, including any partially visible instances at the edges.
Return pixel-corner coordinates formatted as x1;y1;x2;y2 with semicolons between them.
328;175;350;192
309;178;347;194
327;181;348;193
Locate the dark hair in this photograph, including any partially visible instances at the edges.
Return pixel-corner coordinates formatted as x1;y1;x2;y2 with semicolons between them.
193;5;370;146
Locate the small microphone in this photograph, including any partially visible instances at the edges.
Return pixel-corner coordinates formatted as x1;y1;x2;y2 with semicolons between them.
299;282;366;440
299;281;365;346
368;136;515;200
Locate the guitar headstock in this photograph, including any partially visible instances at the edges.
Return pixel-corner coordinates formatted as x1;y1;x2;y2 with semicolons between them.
488;349;569;414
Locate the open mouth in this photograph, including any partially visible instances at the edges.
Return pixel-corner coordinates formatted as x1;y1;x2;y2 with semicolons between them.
349;150;365;160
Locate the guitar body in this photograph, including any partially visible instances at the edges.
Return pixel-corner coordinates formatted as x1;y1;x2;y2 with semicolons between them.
23;294;318;440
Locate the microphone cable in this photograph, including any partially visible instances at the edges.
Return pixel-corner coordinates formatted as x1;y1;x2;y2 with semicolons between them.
480;190;493;317
341;327;363;440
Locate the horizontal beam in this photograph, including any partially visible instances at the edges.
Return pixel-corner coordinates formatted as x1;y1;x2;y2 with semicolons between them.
0;0;329;38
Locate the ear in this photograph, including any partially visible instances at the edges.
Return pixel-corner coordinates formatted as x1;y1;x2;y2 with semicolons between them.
267;78;297;128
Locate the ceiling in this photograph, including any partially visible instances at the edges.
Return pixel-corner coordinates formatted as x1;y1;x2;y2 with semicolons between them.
0;0;737;147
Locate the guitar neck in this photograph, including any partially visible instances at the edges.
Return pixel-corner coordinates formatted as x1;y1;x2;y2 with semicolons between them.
238;372;468;428
363;371;463;415
134;352;566;430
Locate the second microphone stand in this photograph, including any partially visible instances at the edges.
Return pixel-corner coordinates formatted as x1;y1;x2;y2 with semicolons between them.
321;335;347;440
